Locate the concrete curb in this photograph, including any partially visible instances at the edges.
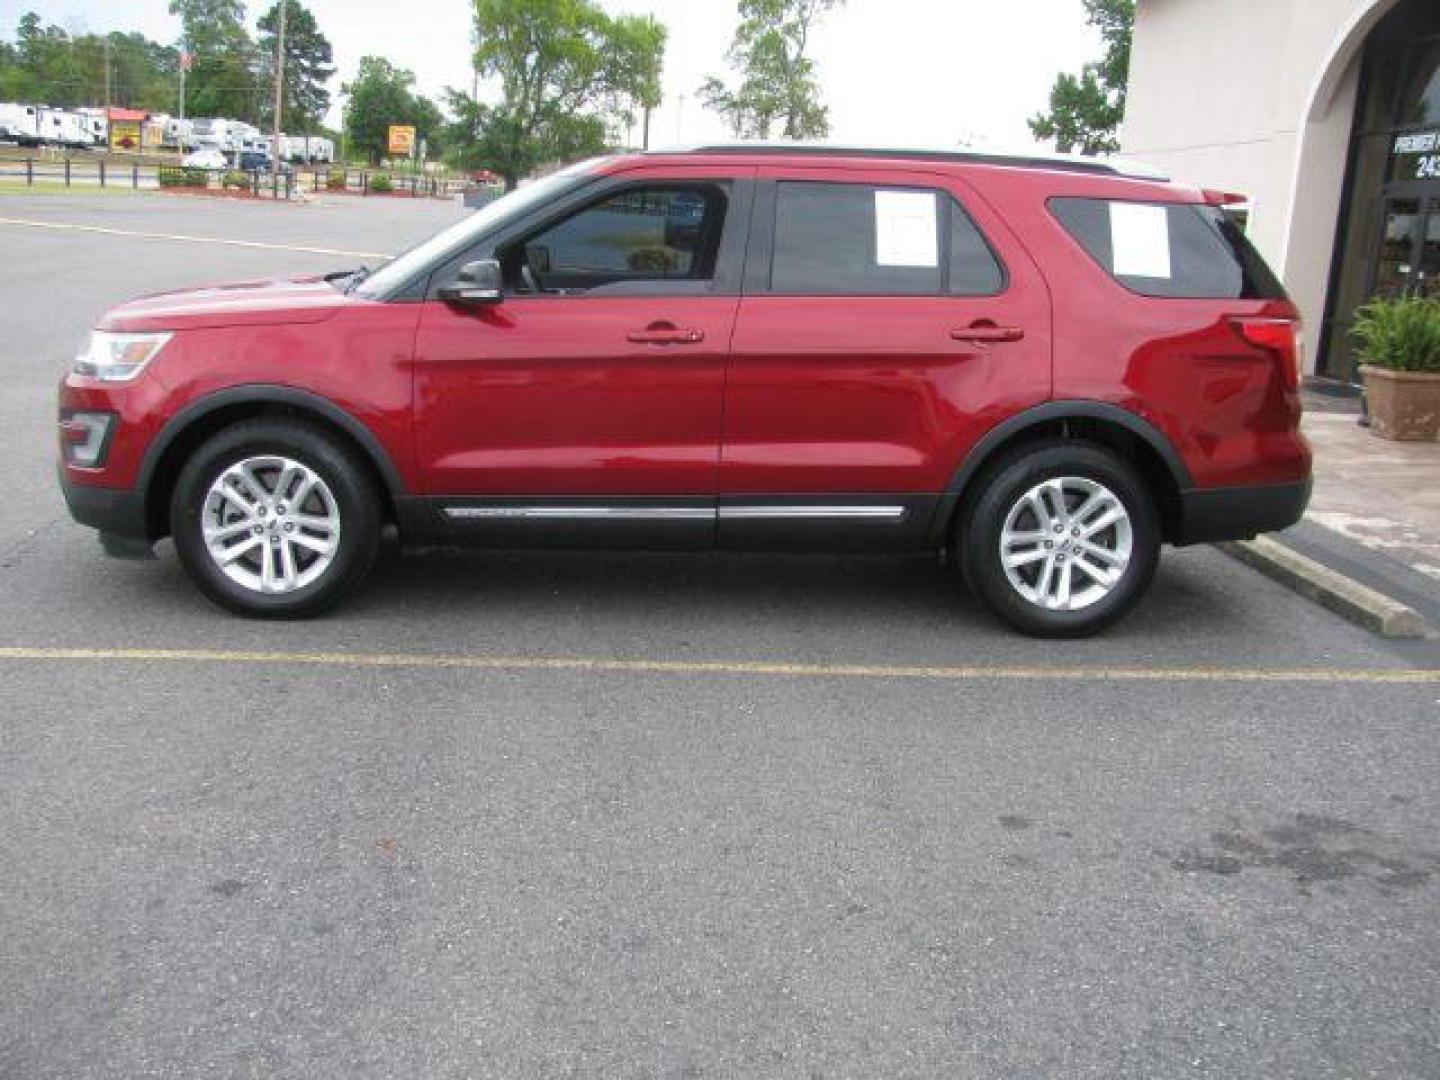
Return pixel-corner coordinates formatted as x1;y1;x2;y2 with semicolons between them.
1219;535;1428;639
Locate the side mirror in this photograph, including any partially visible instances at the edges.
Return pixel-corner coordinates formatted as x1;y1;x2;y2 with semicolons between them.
438;259;503;306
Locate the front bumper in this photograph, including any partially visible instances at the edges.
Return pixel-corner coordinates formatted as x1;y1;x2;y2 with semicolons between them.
1173;478;1312;546
59;469;152;556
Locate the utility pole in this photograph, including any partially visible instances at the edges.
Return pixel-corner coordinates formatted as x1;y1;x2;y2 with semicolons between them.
642;104;651;150
271;0;287;167
103;35;112;114
178;45;188;151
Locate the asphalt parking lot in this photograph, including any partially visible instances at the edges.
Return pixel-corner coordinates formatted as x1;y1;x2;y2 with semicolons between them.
2;192;1439;1079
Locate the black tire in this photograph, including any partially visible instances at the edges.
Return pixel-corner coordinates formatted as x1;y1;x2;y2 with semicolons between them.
170;418;382;618
957;440;1160;638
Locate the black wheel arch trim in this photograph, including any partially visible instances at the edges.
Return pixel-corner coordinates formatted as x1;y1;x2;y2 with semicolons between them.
929;400;1193;543
137;384;410;535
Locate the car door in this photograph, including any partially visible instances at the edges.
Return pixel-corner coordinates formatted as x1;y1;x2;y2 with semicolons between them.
412;166;753;545
719;166;1052;548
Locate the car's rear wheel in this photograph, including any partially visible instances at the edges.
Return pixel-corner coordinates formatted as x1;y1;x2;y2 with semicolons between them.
170;419;381;618
958;441;1160;637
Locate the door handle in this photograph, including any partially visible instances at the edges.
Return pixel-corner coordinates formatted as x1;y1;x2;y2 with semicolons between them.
950;324;1025;343
627;325;705;345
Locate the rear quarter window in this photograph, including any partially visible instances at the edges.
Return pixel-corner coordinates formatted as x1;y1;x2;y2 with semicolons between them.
1049;197;1286;300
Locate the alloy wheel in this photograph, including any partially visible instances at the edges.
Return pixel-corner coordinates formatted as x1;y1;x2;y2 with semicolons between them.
998;476;1132;611
201;455;341;595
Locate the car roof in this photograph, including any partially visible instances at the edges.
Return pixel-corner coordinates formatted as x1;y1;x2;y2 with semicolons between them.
639;142;1169;182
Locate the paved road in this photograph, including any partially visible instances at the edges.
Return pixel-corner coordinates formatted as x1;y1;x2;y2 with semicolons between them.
2;194;1438;1079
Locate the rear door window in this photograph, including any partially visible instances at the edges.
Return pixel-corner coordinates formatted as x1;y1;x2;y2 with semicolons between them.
769;181;1004;296
1049;197;1286;300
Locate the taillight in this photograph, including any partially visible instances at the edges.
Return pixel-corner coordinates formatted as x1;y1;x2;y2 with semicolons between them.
1229;317;1300;390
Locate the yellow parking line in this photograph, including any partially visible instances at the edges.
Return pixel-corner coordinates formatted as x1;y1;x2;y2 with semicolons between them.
0;646;1435;684
0;216;388;259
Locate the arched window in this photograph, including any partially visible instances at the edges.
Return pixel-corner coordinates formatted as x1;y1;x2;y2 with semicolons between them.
1399;38;1440;126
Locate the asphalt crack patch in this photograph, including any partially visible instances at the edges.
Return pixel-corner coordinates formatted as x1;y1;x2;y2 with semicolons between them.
1173;812;1440;893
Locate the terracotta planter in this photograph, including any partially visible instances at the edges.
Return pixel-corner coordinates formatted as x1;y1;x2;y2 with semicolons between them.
1359;365;1440;441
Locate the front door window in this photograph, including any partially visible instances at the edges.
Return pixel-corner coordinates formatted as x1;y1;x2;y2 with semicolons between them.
503;184;728;295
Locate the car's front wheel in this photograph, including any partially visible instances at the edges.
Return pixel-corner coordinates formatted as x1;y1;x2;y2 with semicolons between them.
170;419;381;617
959;441;1160;637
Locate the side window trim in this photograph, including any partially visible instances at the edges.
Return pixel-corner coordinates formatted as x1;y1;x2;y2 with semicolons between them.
745;177;1008;298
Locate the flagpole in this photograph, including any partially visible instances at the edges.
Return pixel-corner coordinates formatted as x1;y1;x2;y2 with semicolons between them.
178;44;188;152
271;0;287;170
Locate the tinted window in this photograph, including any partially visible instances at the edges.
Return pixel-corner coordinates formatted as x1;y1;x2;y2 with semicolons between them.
1050;197;1286;300
771;182;1002;296
950;200;1005;294
1399;38;1440;126
516;185;727;293
773;183;940;295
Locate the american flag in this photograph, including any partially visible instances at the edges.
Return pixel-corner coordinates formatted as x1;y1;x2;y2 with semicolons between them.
180;52;193;72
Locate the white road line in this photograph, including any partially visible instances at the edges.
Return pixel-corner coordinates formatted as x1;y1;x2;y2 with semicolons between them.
0;215;389;259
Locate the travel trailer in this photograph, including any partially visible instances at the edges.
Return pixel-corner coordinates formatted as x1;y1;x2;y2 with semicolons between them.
75;107;108;148
279;134;335;164
189;118;262;154
0;102;39;145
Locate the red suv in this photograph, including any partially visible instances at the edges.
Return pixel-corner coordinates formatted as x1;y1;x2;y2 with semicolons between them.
58;146;1310;636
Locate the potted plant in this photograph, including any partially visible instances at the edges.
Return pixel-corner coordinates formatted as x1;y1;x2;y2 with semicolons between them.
1350;293;1440;440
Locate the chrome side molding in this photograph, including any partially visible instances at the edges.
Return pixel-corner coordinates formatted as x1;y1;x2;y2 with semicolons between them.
444;506;712;520
443;504;908;521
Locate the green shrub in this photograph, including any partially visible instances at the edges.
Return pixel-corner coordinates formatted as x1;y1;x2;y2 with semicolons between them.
158;165;210;188
326;168;347;191
1350;294;1440;373
222;170;250;190
369;173;392;193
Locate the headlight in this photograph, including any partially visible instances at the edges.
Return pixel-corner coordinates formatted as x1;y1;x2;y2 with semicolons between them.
73;331;172;382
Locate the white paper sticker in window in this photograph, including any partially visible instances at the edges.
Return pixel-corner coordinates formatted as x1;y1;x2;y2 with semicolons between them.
1109;202;1172;279
874;190;938;268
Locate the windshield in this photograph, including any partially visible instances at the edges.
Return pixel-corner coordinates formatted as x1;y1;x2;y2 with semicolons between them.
353;160;604;299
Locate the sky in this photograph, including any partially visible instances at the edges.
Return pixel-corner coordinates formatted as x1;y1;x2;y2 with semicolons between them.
0;0;1101;152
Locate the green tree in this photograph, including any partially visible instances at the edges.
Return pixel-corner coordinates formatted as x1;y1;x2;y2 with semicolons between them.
342;56;442;164
169;0;259;119
11;11;88;106
1028;0;1133;155
447;0;666;190
700;0;840;140
0;14;179;111
256;0;335;133
107;32;183;112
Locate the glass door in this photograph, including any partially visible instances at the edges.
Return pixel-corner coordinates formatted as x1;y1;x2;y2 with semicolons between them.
1374;197;1422;295
1418;197;1440;296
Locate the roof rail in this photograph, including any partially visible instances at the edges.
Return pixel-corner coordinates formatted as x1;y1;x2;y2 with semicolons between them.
645;142;1168;181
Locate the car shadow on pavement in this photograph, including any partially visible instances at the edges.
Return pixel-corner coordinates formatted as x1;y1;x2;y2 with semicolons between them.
36;538;1244;650
343;545;1237;640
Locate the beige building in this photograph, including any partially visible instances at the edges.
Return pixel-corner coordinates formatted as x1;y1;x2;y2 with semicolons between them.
1122;0;1440;381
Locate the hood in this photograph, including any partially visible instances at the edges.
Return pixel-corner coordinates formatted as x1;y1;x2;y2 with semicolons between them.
98;276;357;332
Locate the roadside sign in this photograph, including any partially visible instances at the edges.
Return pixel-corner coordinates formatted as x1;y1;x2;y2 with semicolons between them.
109;118;142;152
387;125;416;156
